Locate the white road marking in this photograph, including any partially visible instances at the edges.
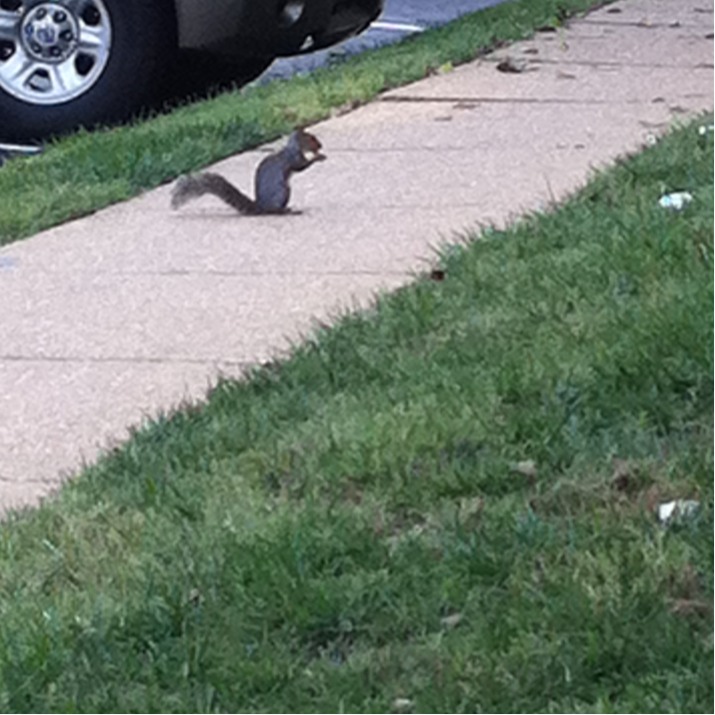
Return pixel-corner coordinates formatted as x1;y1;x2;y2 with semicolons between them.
0;143;43;154
370;20;426;33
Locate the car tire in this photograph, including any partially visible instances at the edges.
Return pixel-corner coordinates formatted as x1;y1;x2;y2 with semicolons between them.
0;0;177;141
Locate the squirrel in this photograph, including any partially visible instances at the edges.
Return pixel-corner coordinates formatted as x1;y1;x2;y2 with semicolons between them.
170;129;326;215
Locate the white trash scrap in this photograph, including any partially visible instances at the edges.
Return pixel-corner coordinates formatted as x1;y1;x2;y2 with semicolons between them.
658;191;694;211
657;499;700;525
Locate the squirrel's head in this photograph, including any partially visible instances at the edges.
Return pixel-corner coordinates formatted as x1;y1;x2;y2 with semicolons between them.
292;129;326;162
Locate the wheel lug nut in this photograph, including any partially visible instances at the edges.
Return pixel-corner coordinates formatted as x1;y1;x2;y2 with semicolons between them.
31;42;42;53
50;46;61;56
60;29;73;41
53;10;66;23
35;8;46;19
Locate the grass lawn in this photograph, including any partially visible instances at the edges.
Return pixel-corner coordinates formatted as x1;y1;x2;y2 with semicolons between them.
0;0;612;247
0;116;712;712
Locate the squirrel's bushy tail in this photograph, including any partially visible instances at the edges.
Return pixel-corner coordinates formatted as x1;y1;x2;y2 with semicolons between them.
170;172;258;214
170;175;197;210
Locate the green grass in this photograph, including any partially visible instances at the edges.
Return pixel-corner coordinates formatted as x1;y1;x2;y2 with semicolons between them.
0;0;612;247
0;118;712;713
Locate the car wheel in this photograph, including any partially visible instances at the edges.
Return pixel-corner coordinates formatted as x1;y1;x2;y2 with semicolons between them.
0;0;176;141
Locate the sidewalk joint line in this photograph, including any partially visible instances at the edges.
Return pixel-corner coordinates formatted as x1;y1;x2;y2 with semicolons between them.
579;18;711;30
511;58;713;70
0;268;414;278
380;95;659;106
0;476;62;485
0;354;253;367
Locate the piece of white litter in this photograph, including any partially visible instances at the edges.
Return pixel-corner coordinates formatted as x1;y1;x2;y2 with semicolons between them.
698;124;714;135
511;460;538;478
658;192;693;211
440;613;464;629
657;499;699;524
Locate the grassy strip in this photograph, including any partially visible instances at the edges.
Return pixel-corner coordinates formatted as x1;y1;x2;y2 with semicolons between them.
0;0;610;247
0;118;712;712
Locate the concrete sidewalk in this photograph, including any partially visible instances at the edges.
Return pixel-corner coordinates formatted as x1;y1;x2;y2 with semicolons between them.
1;0;712;513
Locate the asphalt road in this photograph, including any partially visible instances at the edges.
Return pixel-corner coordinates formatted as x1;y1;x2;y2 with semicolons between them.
382;0;507;24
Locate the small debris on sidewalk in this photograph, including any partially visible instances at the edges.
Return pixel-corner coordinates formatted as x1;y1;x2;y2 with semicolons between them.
437;61;454;75
497;56;529;74
427;61;454;77
453;101;478;111
658;192;693;211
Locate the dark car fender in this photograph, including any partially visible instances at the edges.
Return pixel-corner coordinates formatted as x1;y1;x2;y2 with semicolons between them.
176;0;383;58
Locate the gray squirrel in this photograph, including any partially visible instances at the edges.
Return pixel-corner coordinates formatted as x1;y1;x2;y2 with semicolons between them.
170;129;326;215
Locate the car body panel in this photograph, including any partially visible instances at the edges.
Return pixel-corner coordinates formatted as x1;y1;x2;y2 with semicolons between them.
175;0;383;56
174;0;239;50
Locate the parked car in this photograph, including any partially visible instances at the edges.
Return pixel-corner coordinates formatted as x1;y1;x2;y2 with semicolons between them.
0;0;383;141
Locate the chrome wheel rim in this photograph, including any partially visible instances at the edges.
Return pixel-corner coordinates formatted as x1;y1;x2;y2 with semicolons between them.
0;0;111;105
